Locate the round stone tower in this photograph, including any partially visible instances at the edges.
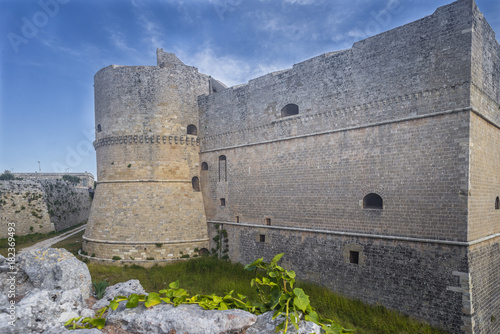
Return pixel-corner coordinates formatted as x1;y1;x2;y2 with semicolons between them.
83;49;210;262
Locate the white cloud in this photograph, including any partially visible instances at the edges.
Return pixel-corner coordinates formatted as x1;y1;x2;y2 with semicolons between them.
176;47;290;87
283;0;324;5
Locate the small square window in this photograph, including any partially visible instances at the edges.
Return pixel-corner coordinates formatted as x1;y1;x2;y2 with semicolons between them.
259;234;265;242
265;218;271;226
349;251;359;264
220;198;225;206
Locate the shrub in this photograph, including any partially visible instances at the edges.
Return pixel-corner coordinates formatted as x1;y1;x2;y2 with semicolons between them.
112;256;121;261
0;171;15;180
62;175;81;185
146;257;155;260
92;280;109;300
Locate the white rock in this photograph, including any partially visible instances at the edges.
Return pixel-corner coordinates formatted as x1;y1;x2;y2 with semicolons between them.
92;279;146;310
107;302;257;334
246;311;322;334
17;248;92;299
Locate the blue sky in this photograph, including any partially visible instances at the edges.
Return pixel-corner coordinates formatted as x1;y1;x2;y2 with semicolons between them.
0;0;498;178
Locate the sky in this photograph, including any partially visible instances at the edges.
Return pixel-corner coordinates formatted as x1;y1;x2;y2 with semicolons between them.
0;0;499;179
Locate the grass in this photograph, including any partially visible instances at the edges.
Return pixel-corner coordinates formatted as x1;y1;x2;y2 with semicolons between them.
16;228;448;334
51;230;85;256
87;257;447;334
0;222;85;257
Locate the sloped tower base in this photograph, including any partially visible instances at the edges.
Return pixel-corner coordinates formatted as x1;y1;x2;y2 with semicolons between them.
84;182;208;261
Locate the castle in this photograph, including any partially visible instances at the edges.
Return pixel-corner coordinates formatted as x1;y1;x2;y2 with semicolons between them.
83;0;500;332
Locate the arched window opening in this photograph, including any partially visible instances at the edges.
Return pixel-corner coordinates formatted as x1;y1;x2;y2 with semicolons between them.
192;176;200;192
363;193;383;210
97;124;102;132
496;196;499;210
281;104;299;117
187;124;197;136
219;155;227;182
201;162;208;171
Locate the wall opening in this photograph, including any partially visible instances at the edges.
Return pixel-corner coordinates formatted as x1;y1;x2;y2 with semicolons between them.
192;177;200;192
97;124;102;132
265;218;271;226
349;251;359;264
187;124;197;136
236;216;240;223
496;196;499;210
220;198;226;206
363;193;383;209
201;162;208;171
219;155;227;182
259;234;266;242
281;104;299;117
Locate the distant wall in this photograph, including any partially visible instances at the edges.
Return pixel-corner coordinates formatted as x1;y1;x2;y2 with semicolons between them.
0;179;93;238
40;179;93;231
13;173;95;189
0;180;54;237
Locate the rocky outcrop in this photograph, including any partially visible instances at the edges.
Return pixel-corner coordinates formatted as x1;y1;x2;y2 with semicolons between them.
0;250;320;334
17;248;92;299
92;279;146;311
0;249;94;334
107;303;257;334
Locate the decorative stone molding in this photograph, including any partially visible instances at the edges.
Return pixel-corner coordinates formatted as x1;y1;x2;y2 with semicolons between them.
94;134;200;149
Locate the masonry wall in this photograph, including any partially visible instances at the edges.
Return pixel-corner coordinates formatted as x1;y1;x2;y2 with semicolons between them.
84;50;210;260
470;2;500;126
469;237;500;334
208;222;468;333
40;179;93;231
201;112;470;241
0;181;54;237
198;0;473;153
0;179;92;238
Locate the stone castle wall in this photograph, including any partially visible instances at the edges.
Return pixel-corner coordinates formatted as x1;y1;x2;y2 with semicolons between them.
197;1;500;333
207;222;469;333
0;179;92;238
86;0;499;332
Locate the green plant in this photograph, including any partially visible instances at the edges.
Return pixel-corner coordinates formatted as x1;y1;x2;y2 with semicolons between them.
130;256;135;260
81;250;88;256
93;280;109;300
21;205;25;210
155;243;162;248
29;226;34;232
146;257;155;260
180;254;190;259
65;254;350;333
245;253;352;333
127;164;132;168
212;224;229;259
112;256;121;261
91;253;96;257
62;175;81;185
0;171;15;180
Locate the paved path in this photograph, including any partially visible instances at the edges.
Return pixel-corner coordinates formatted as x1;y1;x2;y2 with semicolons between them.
20;224;87;254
